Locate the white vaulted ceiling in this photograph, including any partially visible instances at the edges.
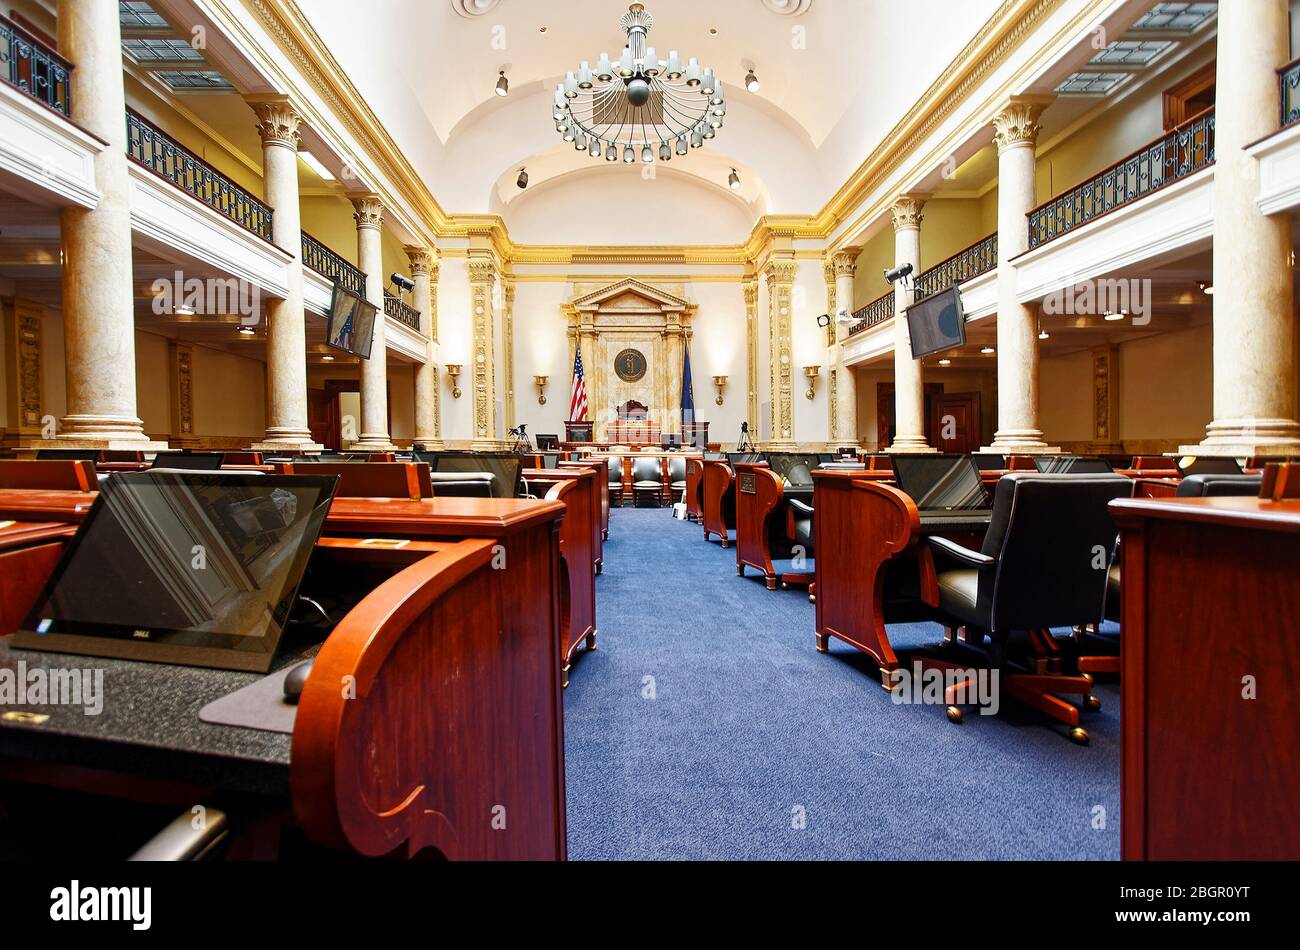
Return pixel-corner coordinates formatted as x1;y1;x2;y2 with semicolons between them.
297;0;1001;228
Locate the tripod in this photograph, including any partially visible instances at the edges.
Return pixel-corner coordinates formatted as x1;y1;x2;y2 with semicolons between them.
736;421;757;453
508;423;534;453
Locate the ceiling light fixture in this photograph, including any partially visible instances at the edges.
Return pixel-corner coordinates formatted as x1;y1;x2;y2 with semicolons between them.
555;4;724;165
238;326;255;336
495;70;509;97
517;167;529;189
980;346;995;354
938;358;952;366
745;68;759;93
728;168;741;191
1200;281;1214;295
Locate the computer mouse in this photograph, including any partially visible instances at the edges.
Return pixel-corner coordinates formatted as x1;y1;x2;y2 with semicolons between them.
283;660;314;704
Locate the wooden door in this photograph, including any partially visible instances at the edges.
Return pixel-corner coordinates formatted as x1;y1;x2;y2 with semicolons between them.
308;388;337;450
928;392;982;455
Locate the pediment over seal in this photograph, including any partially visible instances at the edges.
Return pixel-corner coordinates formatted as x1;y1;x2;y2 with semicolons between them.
570;278;690;314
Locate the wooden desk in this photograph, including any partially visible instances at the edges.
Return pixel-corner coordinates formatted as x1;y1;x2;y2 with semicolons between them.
732;463;814;591
0;460;97;491
560;460;609;546
0;497;569;861
525;468;598;684
685;458;705;523
700;458;737;546
0;520;79;638
1111;495;1300;860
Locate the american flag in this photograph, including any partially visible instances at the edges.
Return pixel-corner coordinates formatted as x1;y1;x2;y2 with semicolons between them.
569;348;589;422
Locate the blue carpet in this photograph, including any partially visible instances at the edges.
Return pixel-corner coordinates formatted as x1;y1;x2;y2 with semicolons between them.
563;508;1121;860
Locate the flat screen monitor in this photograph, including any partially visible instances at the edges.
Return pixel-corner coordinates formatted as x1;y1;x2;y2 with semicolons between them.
891;454;989;512
326;282;379;360
1177;456;1243;476
13;473;338;672
726;453;764;466
971;453;1006;471
536;434;560;451
150;452;225;471
1032;456;1115;474
418;452;524;499
36;449;100;462
905;285;966;360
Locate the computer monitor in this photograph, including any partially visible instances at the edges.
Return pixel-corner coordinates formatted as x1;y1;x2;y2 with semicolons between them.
150;452;225;471
891;454;989;511
971;453;1006;471
536;434;560;451
1032;456;1115;474
326;282;379;360
905;284;966;359
418;452;524;499
35;449;100;462
14;472;339;672
1177;456;1243;476
726;453;764;466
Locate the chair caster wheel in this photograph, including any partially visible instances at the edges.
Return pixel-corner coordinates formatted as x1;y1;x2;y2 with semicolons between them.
946;705;963;724
1083;694;1101;712
1069;727;1089;745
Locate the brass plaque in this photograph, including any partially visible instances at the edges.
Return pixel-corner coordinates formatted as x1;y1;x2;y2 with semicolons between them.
614;348;647;383
739;474;757;495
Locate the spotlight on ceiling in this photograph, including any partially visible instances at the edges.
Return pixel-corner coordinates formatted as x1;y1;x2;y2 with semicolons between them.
980;346;995;354
517;167;529;189
728;168;741;191
1199;281;1214;295
1039;329;1050;340
495;70;509;97
238;326;256;337
745;68;760;94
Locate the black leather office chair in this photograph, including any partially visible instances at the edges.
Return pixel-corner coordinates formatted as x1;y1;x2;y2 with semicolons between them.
925;473;1132;743
606;457;624;508
631;457;663;507
668;457;687;504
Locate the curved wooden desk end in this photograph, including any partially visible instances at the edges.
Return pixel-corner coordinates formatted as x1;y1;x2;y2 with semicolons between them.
291;538;567;861
811;473;926;677
700;460;737;547
733;464;786;590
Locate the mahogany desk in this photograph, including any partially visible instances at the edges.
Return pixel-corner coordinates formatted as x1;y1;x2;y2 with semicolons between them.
0;496;569;861
685;457;705;523
1111;495;1300;860
732;463;814;591
557;460;608;563
700;458;737;546
525;468;599;684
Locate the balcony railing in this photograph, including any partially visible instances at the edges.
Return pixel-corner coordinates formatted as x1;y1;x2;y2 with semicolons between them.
1282;57;1300;129
126;108;273;241
302;231;366;297
1;14;72;117
384;292;421;332
1028;107;1215;250
848;290;895;336
914;232;998;299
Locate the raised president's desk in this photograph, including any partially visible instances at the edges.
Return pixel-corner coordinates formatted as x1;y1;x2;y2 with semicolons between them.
1111;495;1300;860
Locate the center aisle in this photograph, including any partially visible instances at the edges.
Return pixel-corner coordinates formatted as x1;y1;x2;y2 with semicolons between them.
562;508;1122;860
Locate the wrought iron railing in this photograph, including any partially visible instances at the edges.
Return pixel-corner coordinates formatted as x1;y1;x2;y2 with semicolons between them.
126;109;273;241
0;14;72;116
384;292;421;331
848;290;895;336
1028;107;1215;249
302;231;367;297
1282;57;1300;128
914;232;998;299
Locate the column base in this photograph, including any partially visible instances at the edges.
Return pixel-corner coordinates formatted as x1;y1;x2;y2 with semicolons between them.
350;437;398;452
28;436;170;452
826;441;862;452
885;437;937;454
1179;418;1300;458
414;440;445;452
250;439;325;455
470;439;512;452
761;440;798;452
984;429;1059;455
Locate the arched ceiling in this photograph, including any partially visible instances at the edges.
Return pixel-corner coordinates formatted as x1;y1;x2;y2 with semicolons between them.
298;0;1002;219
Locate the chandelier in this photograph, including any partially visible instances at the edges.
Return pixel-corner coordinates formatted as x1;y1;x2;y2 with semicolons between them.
553;3;726;164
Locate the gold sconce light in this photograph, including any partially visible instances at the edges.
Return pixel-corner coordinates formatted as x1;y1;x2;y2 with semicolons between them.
713;375;728;406
446;364;463;399
534;375;549;405
803;365;820;400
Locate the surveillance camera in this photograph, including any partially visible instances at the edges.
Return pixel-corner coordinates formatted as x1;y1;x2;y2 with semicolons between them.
390;273;415;293
884;263;914;284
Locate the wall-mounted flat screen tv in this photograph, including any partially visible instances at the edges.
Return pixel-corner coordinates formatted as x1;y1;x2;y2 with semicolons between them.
905;285;966;360
326;283;378;360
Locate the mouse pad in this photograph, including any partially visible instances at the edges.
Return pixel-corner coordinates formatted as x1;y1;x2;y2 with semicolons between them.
198;665;300;735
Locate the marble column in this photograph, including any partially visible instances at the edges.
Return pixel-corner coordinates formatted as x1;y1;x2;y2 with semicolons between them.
766;257;798;448
407;246;442;450
1183;0;1300;456
53;0;162;448
467;253;500;449
887;197;934;453
828;248;860;449
986;97;1058;453
350;196;394;451
250;98;320;453
743;276;759;436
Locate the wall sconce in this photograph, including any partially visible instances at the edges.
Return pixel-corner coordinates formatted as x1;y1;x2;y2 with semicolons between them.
446;364;463;399
803;365;820;400
534;374;549;405
713;375;728;406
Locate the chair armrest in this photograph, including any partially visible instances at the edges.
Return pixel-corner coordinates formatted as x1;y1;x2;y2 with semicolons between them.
926;535;994;568
129;805;230;861
788;498;814;515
